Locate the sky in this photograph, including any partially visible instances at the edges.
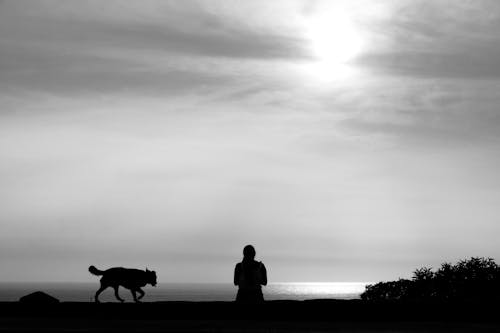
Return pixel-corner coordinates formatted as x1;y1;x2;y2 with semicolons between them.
1;0;500;283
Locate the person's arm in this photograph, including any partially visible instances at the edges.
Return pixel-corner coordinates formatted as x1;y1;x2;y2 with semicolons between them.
260;263;267;286
234;263;241;286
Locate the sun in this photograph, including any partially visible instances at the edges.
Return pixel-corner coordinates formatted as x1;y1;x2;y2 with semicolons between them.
304;8;363;79
309;13;362;64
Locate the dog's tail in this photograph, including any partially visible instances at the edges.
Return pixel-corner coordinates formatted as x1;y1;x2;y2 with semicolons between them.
88;265;104;276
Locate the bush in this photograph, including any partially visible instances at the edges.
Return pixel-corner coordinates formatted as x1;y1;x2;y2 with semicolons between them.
361;257;500;302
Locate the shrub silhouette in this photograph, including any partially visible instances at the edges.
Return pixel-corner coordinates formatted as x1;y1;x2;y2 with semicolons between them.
361;257;500;302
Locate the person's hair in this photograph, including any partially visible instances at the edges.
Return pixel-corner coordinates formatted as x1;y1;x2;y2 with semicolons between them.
243;245;256;259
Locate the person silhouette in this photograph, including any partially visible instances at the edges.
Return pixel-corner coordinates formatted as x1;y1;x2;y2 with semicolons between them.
233;245;267;303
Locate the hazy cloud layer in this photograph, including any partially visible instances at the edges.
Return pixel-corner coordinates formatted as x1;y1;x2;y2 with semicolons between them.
1;0;500;282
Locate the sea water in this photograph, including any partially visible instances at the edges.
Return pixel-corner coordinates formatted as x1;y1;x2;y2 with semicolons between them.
0;282;367;302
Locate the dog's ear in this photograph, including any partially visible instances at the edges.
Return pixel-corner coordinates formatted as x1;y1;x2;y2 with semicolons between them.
146;267;150;272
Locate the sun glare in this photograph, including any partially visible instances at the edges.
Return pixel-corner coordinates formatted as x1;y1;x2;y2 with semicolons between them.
304;7;363;80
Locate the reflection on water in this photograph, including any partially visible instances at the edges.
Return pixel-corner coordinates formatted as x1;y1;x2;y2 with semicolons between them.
267;282;368;300
0;282;368;302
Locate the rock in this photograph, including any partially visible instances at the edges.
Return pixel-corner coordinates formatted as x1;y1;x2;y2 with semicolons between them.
19;291;60;304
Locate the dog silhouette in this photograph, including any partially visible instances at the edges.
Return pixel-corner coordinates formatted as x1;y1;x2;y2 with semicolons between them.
89;265;157;303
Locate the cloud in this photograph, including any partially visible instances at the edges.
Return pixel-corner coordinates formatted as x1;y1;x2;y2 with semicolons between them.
355;0;500;79
356;50;500;79
0;1;308;60
0;46;237;96
0;0;308;98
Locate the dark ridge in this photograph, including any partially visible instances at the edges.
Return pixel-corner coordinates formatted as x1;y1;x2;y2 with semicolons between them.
2;299;500;322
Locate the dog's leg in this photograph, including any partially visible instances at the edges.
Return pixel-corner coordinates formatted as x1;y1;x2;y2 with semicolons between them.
95;284;107;303
137;288;145;300
113;286;124;303
131;289;140;303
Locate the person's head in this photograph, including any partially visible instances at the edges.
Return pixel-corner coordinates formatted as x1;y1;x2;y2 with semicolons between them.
243;245;256;260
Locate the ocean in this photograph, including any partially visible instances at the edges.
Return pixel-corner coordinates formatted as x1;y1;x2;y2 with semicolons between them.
0;282;367;302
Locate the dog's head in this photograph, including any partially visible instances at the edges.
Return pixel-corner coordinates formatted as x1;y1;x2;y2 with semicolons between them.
145;268;157;287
